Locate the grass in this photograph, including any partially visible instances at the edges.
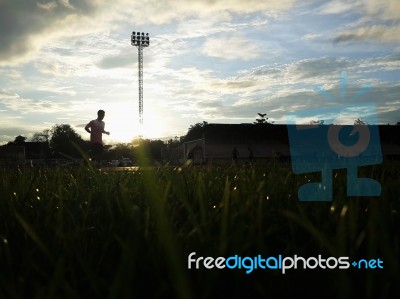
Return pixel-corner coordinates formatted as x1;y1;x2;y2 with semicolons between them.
0;158;399;299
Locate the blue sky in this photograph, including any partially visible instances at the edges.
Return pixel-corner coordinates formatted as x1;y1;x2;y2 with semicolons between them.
1;0;399;144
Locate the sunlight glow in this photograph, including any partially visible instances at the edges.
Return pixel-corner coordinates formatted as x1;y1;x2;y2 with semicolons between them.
104;103;166;143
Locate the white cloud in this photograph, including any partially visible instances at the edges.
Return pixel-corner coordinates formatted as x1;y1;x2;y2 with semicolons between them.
202;35;263;60
0;0;295;66
334;25;400;43
319;0;400;44
302;33;324;41
0;90;68;113
320;0;400;21
319;1;363;15
0;0;106;66
117;0;295;25
363;0;400;21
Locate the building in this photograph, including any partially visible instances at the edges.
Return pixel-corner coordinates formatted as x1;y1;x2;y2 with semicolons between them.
0;142;50;165
162;123;400;165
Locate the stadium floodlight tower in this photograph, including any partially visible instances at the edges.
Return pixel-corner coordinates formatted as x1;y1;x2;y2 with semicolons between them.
131;31;150;137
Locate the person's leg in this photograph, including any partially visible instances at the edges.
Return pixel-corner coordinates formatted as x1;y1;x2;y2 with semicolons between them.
91;143;104;164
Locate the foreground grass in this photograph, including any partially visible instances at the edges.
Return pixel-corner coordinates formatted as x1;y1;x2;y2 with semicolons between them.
0;160;399;299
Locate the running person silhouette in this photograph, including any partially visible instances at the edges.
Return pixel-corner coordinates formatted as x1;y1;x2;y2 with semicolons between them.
85;109;110;162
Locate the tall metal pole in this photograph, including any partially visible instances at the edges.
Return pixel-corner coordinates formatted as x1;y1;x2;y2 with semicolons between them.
138;45;143;127
131;31;150;137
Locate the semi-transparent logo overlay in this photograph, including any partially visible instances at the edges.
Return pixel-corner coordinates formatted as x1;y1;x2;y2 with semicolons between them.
286;72;382;201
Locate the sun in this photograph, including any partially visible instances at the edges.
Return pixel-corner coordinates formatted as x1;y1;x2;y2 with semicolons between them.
104;104;166;143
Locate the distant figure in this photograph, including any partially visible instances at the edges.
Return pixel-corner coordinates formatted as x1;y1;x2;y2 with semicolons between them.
187;150;194;160
232;146;239;165
85;109;110;162
248;147;254;165
187;149;194;164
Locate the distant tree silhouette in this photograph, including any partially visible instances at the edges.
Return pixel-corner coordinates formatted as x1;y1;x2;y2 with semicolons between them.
31;129;50;142
50;124;88;158
309;120;324;125
6;135;27;146
182;121;209;142
166;136;181;149
108;143;134;160
354;118;367;125
134;139;165;161
254;113;273;125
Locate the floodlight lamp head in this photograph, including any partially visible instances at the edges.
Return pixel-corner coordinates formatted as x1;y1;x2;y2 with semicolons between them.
131;32;137;45
131;31;150;47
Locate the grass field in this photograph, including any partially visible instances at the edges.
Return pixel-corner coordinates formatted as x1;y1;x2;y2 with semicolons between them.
0;157;399;299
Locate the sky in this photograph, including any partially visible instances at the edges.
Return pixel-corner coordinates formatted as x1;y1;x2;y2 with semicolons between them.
0;0;400;144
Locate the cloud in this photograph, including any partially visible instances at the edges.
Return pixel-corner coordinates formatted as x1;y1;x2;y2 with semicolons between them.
362;0;400;21
320;0;400;21
319;0;400;44
161;57;358;118
205;81;400;125
119;0;295;25
181;55;400;124
97;51;135;69
289;57;352;80
0;0;102;66
302;33;324;41
211;80;259;90
202;35;263;60
333;25;400;43
318;0;400;44
0;0;294;67
319;1;362;15
225;57;353;92
0;126;34;145
163;55;400;125
0;89;68;113
0;0;295;66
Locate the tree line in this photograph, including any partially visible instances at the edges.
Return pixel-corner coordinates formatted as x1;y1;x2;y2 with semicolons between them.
4;124;176;162
3;113;277;162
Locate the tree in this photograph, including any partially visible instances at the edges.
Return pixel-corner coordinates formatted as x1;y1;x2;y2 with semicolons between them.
182;121;209;142
309;120;324;125
254;113;274;125
31;129;50;142
133;139;165;162
354;118;366;125
166;136;181;149
108;143;134;160
50;124;88;158
6;135;27;146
